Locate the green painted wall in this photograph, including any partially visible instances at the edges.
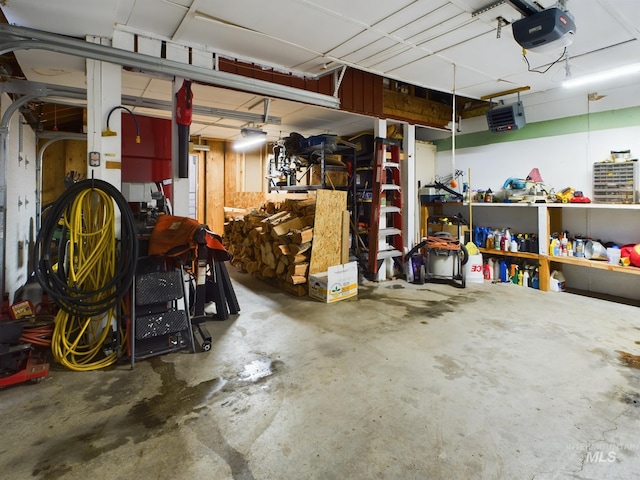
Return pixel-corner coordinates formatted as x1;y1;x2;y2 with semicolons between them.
435;106;640;151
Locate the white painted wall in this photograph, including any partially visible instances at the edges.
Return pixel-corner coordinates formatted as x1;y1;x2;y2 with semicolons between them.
2;93;38;301
436;126;640;199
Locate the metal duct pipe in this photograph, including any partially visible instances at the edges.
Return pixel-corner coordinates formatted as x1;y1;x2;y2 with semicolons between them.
0;24;341;109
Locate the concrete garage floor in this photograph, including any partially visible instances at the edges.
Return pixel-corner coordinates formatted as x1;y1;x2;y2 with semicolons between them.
2;268;640;480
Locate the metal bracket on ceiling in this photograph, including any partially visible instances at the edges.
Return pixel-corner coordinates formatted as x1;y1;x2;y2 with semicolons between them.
496;16;510;38
472;0;507;17
333;65;347;98
505;0;542;17
247;98;273;125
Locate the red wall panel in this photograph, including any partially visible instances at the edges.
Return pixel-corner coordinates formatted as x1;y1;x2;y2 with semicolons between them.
121;113;172;183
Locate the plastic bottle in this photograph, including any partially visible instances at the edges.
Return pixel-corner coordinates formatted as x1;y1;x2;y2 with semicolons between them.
523;269;530;287
499;259;508;283
517;269;524;286
561;233;568;257
532;268;540;289
493;257;501;280
483;262;492;281
550;235;560;256
485;188;493;203
503;228;511;251
486;232;494;250
510;264;518;284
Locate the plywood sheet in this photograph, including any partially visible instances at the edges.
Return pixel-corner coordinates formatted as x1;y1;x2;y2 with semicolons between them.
309;189;347;275
206;141;225;235
226;191;314;210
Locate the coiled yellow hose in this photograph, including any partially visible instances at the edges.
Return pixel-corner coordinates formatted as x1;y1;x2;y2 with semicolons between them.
50;188;126;371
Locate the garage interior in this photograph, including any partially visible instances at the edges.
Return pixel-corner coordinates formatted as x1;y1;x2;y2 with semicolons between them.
1;1;640;479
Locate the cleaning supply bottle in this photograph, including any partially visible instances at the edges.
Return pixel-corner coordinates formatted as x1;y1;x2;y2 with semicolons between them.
550;234;560;257
500;260;509;283
494;231;501;250
484;260;492;281
517;269;524;286
493;257;501;280
499;259;508;283
510;264;518;284
486;231;494;250
503;228;511;251
523;268;530;287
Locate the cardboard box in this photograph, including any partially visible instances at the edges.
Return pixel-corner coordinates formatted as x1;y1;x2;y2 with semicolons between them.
310;165;348;187
428;223;469;240
308;261;358;303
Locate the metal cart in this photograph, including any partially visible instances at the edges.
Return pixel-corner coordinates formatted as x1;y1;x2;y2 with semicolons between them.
406;214;469;288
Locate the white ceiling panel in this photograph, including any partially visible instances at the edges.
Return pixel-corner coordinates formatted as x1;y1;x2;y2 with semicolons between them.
341;37;402;66
325;30;391;61
2;0;640;142
177;19;322;71
1;0;117;37
122;0;188;38
189;0;365;54
378;2;464;40
293;0;416;27
369;49;431;74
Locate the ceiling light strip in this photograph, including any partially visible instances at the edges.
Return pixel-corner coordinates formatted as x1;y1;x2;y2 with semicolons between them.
0;24;341;109
562;63;640;88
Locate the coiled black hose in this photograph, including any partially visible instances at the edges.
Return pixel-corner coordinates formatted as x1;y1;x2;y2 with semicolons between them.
34;179;138;317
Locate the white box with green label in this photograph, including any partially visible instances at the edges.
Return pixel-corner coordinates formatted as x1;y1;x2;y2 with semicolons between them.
308;261;358;303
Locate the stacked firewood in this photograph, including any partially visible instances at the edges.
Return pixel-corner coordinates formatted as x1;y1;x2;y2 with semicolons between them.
223;198;316;295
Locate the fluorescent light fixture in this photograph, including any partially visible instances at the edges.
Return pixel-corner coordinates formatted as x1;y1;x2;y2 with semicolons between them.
233;128;267;150
563;63;640;88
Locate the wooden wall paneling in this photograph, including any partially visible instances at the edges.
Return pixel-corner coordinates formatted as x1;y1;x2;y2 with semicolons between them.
254;67;273;83
224;144;242;199
372;75;384;116
351;69;364;113
65;140;88;178
206;140;226;234
340;70;354;111
318;75;332;97
291;76;305;90
40;140;66;206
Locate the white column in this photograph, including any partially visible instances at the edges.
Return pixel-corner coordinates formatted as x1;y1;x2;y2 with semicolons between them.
86;36;121;187
172;77;190;216
403;123;415;250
